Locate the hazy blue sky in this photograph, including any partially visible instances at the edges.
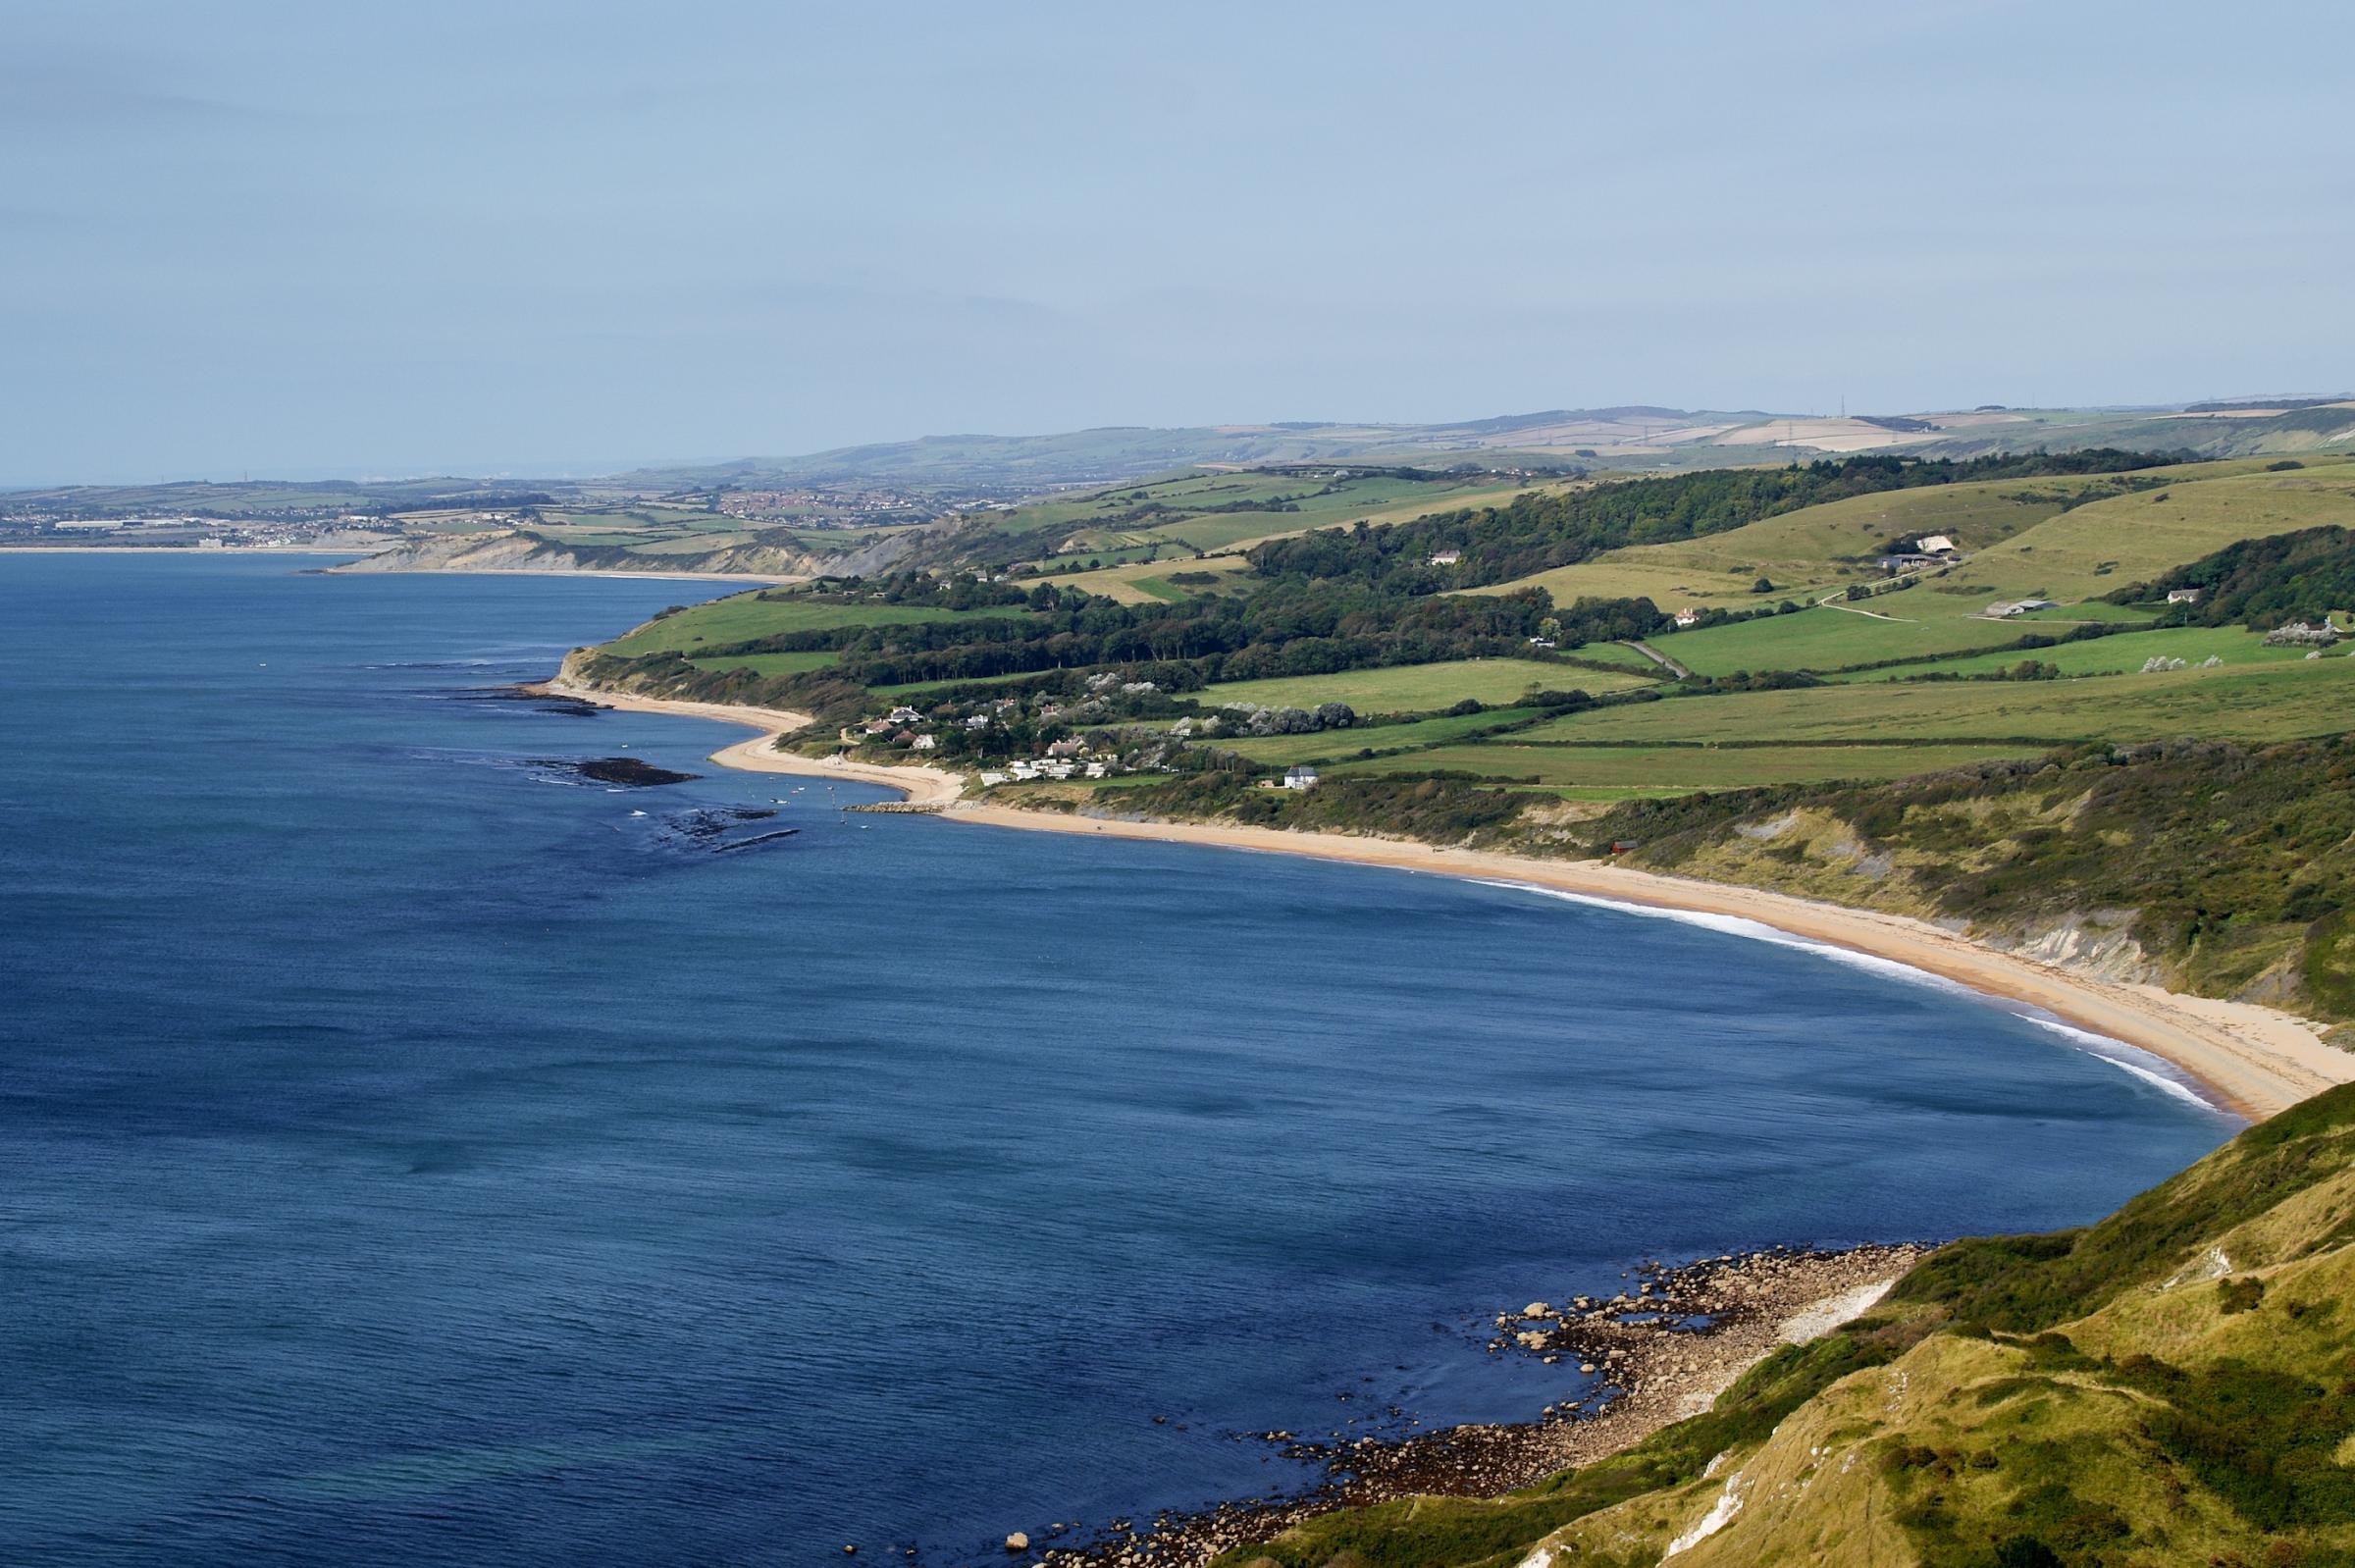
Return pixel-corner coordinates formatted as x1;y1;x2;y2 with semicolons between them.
5;0;2349;482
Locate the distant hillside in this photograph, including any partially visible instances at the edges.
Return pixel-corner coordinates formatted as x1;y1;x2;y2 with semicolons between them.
1224;1078;2355;1568
332;526;917;580
614;401;2355;498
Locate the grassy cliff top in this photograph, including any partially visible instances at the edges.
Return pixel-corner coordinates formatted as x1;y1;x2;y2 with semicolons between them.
1220;1080;2355;1568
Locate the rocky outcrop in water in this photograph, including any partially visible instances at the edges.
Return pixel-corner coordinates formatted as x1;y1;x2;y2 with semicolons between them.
549;757;700;787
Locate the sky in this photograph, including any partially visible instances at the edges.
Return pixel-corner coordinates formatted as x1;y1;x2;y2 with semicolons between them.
4;0;2350;484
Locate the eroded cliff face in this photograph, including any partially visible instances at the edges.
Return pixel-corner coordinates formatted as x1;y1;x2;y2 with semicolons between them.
333;526;918;579
1643;805;2184;992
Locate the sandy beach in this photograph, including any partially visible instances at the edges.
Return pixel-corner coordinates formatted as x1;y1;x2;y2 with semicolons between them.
542;682;2353;1122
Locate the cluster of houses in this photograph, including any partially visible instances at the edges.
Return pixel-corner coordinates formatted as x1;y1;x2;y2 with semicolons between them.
980;757;1112;784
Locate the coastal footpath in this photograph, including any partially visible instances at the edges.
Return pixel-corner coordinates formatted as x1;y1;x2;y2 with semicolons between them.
537;682;2353;1122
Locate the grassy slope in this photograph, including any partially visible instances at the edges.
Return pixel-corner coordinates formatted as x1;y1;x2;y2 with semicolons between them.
1592;735;2355;1020
1324;741;2035;791
1195;658;1656;713
1522;658;2355;747
1466;472;2138;611
1223;1082;2355;1568
1836;624;2315;683
1472;458;2355;681
600;593;1026;656
946;468;1556;572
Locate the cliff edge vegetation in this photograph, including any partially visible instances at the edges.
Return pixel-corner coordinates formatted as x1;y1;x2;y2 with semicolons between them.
1215;1081;2355;1568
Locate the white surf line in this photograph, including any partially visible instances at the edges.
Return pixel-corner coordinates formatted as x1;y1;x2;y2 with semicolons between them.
1475;879;2229;1117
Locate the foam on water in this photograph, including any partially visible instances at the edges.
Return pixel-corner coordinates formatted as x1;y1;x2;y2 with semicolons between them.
1477;880;2230;1118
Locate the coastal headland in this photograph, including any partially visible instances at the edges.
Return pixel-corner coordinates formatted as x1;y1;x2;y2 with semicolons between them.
534;681;2352;1124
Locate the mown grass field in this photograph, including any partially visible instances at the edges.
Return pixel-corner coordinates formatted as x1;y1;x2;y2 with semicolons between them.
684;650;841;677
1195;657;1655;713
1658;602;2034;674
1324;740;2036;790
1218;707;1548;766
601;593;1028;656
1836;623;2314;682
1524;656;2355;747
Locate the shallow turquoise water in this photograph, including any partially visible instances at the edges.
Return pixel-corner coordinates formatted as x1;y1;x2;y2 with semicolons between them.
0;553;2233;1563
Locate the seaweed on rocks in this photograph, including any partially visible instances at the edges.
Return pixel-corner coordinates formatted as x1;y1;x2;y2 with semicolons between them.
538;756;701;787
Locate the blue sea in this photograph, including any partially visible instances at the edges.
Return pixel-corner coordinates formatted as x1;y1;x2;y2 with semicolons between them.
0;553;2234;1564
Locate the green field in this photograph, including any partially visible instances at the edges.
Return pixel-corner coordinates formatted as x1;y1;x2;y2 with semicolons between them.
1218;706;1548;766
601;593;1029;656
685;650;841;677
1324;740;2036;791
1657;602;2035;674
1053;554;1260;603
1195;657;1655;714
1836;623;2313;682
1466;460;2355;642
1522;656;2355;747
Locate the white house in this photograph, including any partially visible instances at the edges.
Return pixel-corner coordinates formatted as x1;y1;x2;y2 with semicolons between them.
886;706;923;724
1428;549;1461;566
910;734;937;752
1673;607;1701;628
1283;764;1320;790
2167;587;2204;604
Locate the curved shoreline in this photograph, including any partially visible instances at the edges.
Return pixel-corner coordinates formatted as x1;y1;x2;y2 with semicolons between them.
538;681;2353;1122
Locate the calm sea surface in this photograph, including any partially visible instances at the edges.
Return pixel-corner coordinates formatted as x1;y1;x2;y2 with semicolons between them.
0;553;2233;1564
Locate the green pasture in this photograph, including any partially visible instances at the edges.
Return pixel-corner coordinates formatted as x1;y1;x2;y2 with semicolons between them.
1520;657;2355;747
601;593;1028;656
1195;657;1654;714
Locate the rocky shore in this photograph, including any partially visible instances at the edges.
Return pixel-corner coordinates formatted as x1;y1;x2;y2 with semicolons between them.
1012;1242;1925;1568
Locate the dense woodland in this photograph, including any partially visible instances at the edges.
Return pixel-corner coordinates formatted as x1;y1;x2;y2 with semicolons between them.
2122;523;2355;629
687;576;1662;693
